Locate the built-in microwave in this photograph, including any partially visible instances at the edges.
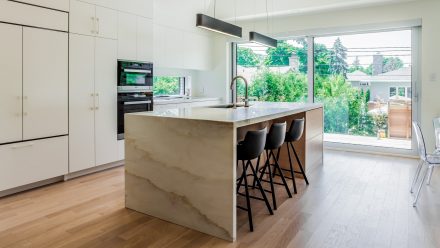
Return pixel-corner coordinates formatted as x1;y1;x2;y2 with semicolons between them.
117;60;153;92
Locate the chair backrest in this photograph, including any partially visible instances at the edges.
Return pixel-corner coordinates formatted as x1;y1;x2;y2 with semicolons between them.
238;127;267;160
433;117;440;150
265;122;287;150
412;121;427;161
287;118;305;142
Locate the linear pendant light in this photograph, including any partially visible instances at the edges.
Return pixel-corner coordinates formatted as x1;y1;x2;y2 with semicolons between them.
196;0;242;38
249;0;277;48
249;31;277;48
196;14;242;38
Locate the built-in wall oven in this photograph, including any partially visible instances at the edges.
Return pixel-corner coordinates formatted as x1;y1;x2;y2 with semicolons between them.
118;60;153;92
117;60;154;140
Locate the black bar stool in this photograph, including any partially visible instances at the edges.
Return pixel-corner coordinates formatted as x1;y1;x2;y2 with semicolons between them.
256;122;292;210
279;118;309;194
236;127;273;232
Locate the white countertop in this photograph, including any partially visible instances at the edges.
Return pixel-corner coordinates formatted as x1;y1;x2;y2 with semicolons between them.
129;102;323;127
153;96;221;105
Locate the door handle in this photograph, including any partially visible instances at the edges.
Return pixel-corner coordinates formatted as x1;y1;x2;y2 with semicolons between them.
96;17;100;34
95;93;100;110
91;17;96;34
11;142;34;149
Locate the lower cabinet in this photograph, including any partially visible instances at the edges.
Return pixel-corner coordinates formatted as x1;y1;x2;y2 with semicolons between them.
0;136;68;191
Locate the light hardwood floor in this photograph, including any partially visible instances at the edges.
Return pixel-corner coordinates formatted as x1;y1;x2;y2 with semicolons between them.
0;150;439;248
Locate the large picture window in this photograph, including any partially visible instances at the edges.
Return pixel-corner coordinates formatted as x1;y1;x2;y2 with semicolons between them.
234;28;417;151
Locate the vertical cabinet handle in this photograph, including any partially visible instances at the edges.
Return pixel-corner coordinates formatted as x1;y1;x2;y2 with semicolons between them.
95;93;100;110
91;17;96;34
96;18;100;34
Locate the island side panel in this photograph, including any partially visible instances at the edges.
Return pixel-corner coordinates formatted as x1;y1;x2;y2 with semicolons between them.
305;107;324;173
125;115;237;241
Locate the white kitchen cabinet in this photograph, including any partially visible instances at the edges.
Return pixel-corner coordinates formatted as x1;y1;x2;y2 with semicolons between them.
184;33;212;70
117;12;137;60
69;34;96;172
81;0;117;9
136;16;153;62
117;13;153;62
95;38;118;166
14;0;70;12
154;24;184;68
70;0;117;39
118;0;153;18
69;34;119;172
0;136;68;191
0;0;68;32
70;0;96;36
95;6;118;39
0;23;22;144
23;27;68;140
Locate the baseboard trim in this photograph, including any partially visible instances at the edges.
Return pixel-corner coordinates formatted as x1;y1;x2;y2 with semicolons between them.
325;146;418;159
64;160;124;180
0;160;125;198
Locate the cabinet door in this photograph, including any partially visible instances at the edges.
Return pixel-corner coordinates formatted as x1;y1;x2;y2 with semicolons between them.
70;0;96;36
0;137;68;191
137;16;153;62
15;0;70;12
95;6;117;40
69;34;96;172
117;12;137;60
95;38;118;166
0;23;22;144
23;28;68;140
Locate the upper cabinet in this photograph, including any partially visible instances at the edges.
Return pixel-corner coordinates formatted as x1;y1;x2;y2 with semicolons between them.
118;0;153;19
0;23;23;144
13;0;69;12
70;0;117;39
117;13;153;62
0;0;68;31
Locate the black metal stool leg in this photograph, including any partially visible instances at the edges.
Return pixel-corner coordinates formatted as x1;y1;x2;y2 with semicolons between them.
248;160;274;215
271;150;292;198
252;155;261;188
290;142;309;185
286;142;298;194
242;160;253;232
237;160;246;193
265;150;277;210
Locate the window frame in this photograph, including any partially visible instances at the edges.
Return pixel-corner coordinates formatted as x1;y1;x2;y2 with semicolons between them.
153;76;186;96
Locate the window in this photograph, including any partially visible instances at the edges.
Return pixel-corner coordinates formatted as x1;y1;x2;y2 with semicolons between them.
389;86;412;98
233;28;419;152
235;39;308;103
153;76;185;96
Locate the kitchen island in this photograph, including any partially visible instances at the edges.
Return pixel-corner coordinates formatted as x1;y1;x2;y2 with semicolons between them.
124;102;323;241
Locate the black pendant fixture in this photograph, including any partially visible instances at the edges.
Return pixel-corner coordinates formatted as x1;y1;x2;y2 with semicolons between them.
249;0;277;48
249;31;277;48
196;14;242;38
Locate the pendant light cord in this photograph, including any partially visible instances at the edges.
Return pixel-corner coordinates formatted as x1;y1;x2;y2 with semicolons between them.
214;0;216;18
266;0;269;34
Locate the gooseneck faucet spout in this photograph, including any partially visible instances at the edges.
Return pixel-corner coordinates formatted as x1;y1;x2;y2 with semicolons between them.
229;75;250;108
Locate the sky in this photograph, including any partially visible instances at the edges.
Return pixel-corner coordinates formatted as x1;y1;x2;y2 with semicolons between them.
239;29;412;67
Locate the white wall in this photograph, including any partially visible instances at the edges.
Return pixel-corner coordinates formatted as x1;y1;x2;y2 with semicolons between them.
214;0;439;151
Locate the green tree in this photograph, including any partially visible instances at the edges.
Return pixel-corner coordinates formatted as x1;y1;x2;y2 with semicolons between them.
314;43;331;77
264;41;294;66
153;76;179;95
349;56;363;72
329;38;348;77
382;57;404;73
237;47;261;67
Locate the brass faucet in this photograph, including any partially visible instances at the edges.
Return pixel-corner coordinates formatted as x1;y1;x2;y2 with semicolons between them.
229;75;250;108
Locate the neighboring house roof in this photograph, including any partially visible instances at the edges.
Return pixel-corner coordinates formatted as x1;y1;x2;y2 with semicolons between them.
347;67;411;84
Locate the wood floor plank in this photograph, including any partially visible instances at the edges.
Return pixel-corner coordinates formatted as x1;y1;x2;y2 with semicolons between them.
0;150;439;248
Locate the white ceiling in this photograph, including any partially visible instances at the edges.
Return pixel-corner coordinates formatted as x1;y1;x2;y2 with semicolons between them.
204;0;418;21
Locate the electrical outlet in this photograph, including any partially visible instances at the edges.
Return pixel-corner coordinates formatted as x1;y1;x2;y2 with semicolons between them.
430;73;437;82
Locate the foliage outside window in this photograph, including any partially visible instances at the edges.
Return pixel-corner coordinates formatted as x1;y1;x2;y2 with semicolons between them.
153;76;182;95
235;29;411;141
